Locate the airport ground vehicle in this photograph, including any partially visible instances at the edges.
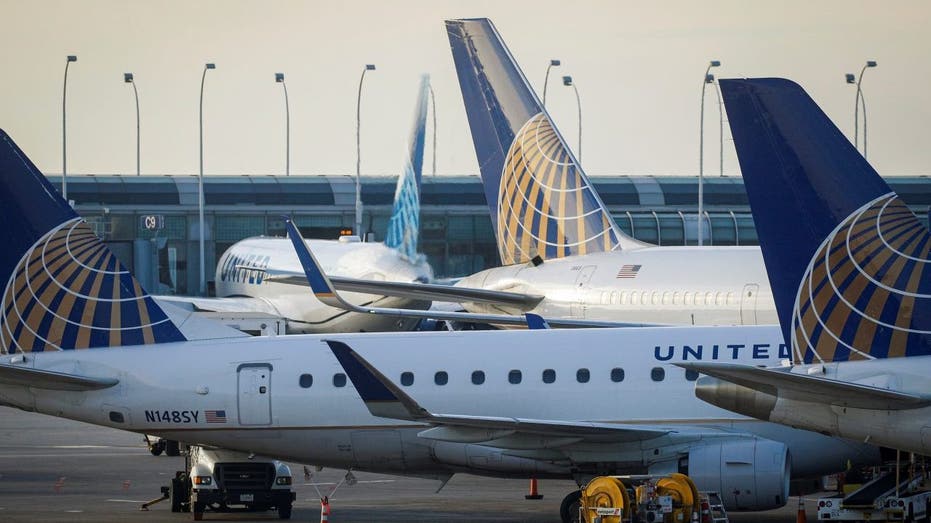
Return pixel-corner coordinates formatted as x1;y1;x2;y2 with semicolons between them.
568;473;729;523
817;469;931;522
167;446;295;520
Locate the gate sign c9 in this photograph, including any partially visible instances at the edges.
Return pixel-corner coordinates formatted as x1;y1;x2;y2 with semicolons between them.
141;214;165;231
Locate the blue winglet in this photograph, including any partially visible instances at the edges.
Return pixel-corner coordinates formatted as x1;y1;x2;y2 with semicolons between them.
525;313;551;330
282;216;338;300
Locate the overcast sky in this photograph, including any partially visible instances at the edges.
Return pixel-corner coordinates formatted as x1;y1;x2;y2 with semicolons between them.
2;0;929;178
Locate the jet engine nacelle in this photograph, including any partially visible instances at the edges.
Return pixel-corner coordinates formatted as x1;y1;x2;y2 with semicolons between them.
684;439;790;511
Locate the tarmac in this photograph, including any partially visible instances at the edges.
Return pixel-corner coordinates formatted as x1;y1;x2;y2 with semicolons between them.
0;406;820;522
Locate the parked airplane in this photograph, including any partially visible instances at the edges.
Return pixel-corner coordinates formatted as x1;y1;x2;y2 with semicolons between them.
677;78;931;456
0;129;877;521
445;18;777;326
157;75;457;334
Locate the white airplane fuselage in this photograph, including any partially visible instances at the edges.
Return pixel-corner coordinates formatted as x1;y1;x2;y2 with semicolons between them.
0;326;876;508
456;246;777;326
214;238;433;333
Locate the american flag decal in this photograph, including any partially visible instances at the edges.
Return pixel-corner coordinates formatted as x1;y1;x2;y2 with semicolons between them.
616;265;641;279
205;410;227;424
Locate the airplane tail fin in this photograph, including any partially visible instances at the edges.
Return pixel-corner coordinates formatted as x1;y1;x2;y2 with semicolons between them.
721;78;931;364
384;74;429;261
446;18;641;265
0;130;186;354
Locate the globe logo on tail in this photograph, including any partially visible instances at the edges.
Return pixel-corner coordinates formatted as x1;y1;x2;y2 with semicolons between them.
497;113;619;265
792;194;931;364
1;219;184;353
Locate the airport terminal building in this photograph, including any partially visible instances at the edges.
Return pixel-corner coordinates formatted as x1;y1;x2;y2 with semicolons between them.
50;174;931;296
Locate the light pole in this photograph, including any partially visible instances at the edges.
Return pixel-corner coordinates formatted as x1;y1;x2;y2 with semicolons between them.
355;64;375;238
428;82;437;176
276;73;290;176
562;76;582;162
198;62;215;295
708;74;724;176
848;61;877;158
62;55;77;200
124;73;140;176
698;60;720;246
542;59;560;107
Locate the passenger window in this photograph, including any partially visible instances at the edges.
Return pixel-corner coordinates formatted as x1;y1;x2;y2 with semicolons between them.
471;370;485;385
685;369;699;381
542;369;556;384
651;367;665;382
630;291;639;304
400;371;414;386
620;291;629;305
673;292;680;305
508;370;522;384
662;291;672;305
434;371;448;386
611;291;620;304
641;292;649;306
727;291;737;306
299;374;313;388
651;292;659;305
683;292;692;304
705;292;715;305
333;373;347;387
576;368;590;383
715;292;725;306
610;367;625;382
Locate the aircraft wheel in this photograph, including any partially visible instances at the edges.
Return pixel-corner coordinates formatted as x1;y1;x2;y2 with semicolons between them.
560;490;582;523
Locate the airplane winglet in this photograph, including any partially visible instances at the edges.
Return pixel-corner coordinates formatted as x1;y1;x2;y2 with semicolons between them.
325;340;429;420
282;216;353;309
525;313;551;330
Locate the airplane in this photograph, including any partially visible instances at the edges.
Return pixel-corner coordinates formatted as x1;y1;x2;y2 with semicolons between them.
0;128;878;521
676;78;931;456
153;75;533;334
443;19;778;327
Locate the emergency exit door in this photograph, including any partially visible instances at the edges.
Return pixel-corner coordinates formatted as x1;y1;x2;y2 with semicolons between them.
238;364;272;425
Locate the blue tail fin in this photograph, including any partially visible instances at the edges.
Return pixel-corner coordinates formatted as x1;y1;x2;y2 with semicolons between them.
446;18;641;265
0;130;186;353
721;78;931;364
384;75;429;261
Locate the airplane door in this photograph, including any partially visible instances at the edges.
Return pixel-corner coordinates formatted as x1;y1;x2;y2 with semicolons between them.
237;364;272;425
740;284;759;325
572;266;597;318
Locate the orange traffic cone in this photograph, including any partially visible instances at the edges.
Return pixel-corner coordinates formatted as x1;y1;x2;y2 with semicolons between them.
321;496;331;522
796;496;807;523
525;477;544;500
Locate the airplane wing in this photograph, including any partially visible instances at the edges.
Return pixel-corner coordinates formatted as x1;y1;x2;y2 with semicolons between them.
0;364;118;391
677;362;931;410
283;217;657;329
267;273;544;309
154;295;282;316
326;340;671;446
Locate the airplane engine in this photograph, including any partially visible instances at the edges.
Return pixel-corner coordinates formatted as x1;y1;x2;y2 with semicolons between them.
681;439;789;511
